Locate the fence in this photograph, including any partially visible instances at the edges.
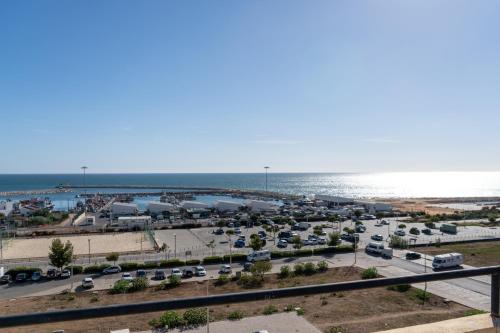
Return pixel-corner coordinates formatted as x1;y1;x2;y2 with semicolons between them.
1;265;500;328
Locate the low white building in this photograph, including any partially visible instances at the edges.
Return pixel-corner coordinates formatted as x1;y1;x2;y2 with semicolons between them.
112;202;138;216
147;201;177;214
114;216;151;229
356;201;393;213
314;195;355;206
214;200;243;212
245;200;278;212
0;201;14;218
180;201;210;210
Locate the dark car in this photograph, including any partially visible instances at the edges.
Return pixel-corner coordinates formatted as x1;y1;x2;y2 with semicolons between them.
243;262;254;272
136;270;147;278
182;268;194;278
406;252;422;260
355;225;366;233
46;268;60;279
15;273;28;282
214;228;224;235
0;275;12;284
234;239;245;248
422;228;432;235
154;270;166;280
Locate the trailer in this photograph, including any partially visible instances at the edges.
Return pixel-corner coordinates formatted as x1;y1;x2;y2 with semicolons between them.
432;253;464;269
440;223;457;234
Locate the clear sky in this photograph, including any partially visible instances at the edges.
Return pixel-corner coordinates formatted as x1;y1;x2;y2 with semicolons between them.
1;0;500;173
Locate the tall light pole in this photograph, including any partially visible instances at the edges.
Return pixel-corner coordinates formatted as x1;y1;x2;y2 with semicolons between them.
88;238;91;264
264;166;270;192
174;233;177;258
81;166;88;203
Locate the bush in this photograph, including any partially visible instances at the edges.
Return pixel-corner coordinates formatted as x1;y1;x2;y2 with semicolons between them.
293;263;305;275
389;236;408;249
216;274;230;285
130;277;149;292
328;232;340;246
65;265;83;275
284;304;296;312
185;259;201;266
149;310;184;328
279;265;291;279
202;256;224;265
424;221;436;229
409;227;420;235
183;308;207;326
316;260;328;272
398;224;407;229
262;305;278;315
119;262;139;271
6;266;42;278
168;274;181;287
387;284;411;292
110;280;131;294
361;267;378;279
142;261;160;269
223;253;247;263
411;289;430;302
238;273;262;288
228;310;244;321
159;259;185;268
83;264;110;274
303;262;316;275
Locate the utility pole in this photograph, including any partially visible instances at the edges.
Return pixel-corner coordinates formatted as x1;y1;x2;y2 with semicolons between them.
264;166;270;192
88;238;91;264
206;276;212;333
174;233;177;258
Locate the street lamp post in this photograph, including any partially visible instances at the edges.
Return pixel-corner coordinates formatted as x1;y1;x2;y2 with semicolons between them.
206;276;212;333
264;166;270;192
174;234;177;259
88;238;91;264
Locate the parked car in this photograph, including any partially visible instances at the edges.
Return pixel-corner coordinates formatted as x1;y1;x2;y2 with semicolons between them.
228;222;234;228
422;228;432;235
154;270;166;280
258;230;267;239
31;271;42;281
394;230;406;236
182;268;194;278
15;273;28;282
234;228;242;234
194;266;207;276
371;234;384;241
381;220;390;225
171;268;183;278
136;270;147;278
318;237;327;245
61;269;71;279
219;265;232;274
121;272;133;281
214;228;224;235
277;239;288;248
243;262;253;272
82;277;94;289
234;239;245;248
0;275;12;284
103;266;122;274
405;252;422;260
46;268;59;279
355;225;366;233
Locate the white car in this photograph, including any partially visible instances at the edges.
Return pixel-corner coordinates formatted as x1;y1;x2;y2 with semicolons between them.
219;265;232;274
171;268;183;278
61;269;71;279
394;230;406;236
194;266;206;276
82;277;94;289
121;272;133;281
318;237;327;245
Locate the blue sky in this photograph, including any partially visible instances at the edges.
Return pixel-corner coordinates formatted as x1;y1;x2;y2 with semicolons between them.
1;0;499;173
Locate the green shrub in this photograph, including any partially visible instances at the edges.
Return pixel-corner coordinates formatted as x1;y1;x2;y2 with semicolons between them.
279;265;291;279
216;274;230;285
119;262;139;271
223;253;247;263
141;261;160;269
83;264;110;274
63;265;83;275
110;280;131;294
424;221;436;229
150;310;184;328
228;310;244;321
130;277;149;292
316;260;328;272
186;259;201;266
202;256;224;264
398;224;406;229
262;305;278;315
464;309;487;316
387;284;411;292
303;262;316;275
328;232;340;246
183;308;207;326
238;273;262;288
168;274;181;287
389;236;408;249
361;267;378;279
296;308;305;315
6;266;42;278
409;227;420;235
411;289;430;302
284;304;295;312
159;259;185;268
293;263;305;275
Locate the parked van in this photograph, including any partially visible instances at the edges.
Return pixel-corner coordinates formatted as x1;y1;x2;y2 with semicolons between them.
432;253;464;269
298;222;311;231
247;250;271;262
365;242;385;255
440;224;457;234
381;248;393;259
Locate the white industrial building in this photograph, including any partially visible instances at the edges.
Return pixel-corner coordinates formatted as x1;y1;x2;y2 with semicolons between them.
112;202;139;216
180;201;210;210
314;195;355;206
147;201;177;214
113;216;151;229
214;200;243;212
0;201;14;218
245;200;278;212
357;201;393;213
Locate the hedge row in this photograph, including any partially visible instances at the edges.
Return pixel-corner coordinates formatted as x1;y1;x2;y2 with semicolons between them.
5;266;42;278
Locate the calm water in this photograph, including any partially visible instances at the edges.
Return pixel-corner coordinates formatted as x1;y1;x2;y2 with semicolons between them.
1;172;500;199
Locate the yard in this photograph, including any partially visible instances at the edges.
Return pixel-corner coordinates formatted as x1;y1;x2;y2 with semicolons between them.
0;266;472;333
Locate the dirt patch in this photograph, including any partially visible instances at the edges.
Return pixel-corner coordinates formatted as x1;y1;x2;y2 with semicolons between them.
0;266;470;333
418;241;500;266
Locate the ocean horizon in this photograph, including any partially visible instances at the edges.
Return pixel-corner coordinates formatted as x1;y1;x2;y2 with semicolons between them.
1;172;500;199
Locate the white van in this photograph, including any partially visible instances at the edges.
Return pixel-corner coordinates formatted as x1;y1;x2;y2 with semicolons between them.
432;253;464;269
247;250;271;262
365;242;384;255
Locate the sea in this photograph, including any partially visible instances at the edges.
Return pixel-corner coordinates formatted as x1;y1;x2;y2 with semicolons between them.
1;172;500;211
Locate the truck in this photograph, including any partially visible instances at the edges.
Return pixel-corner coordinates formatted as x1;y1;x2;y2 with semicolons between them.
440;223;457;234
381;248;393;259
432;253;464;269
365;242;385;255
